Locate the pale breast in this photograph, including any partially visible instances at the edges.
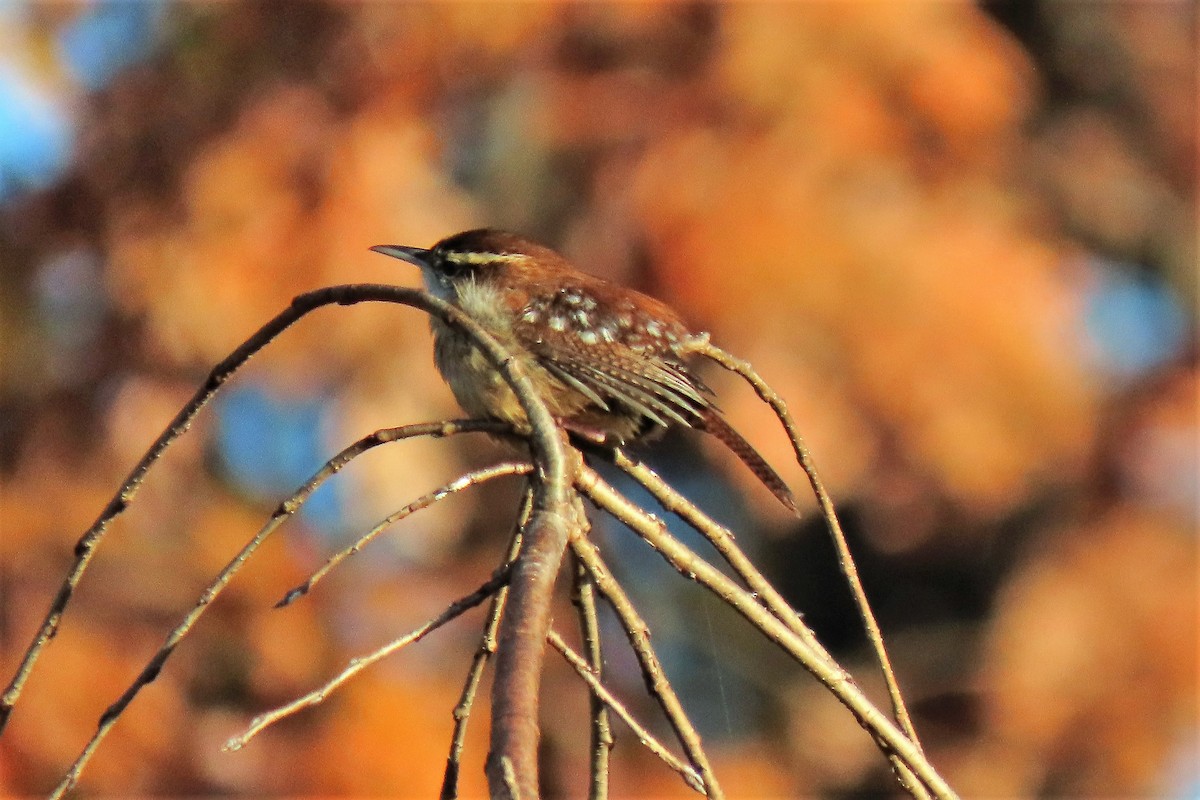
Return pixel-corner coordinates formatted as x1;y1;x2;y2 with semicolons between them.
432;317;591;431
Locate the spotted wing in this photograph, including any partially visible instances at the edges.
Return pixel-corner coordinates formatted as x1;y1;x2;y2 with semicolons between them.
512;288;712;430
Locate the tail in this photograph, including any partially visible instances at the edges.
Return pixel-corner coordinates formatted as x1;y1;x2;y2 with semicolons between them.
698;410;797;513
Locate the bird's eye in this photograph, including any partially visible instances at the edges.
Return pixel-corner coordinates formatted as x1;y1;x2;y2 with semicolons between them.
436;250;466;278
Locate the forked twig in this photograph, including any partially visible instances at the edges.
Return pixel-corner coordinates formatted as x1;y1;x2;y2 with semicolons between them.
225;565;513;751
6;284;573;799
278;461;533;607
548;630;702;794
0;286;470;733
695;345;925;757
442;488;534;800
577;467;956;800
44;419;505;799
569;532;724;800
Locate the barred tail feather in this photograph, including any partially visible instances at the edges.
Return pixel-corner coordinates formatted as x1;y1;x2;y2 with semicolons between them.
699;411;797;513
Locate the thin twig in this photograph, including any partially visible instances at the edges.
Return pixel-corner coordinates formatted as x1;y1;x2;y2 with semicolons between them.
610;449;930;800
569;532;723;799
547;630;702;794
696;343;927;784
10;283;569;799
610;451;833;662
441;488;533;800
224;565;512;751
278;461;532;607
46;420;502;799
570;503;612;800
578;467;956;800
0;285;478;733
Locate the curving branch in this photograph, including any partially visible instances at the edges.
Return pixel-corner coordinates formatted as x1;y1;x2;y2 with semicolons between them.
695;342;927;791
224;565;513;752
0;284;513;731
277;461;532;608
577;467;957;800
609;449;929;798
6;284;572;799
568;531;724;799
43;420;505;799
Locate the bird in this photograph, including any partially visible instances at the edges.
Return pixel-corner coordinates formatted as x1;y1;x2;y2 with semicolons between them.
370;228;795;512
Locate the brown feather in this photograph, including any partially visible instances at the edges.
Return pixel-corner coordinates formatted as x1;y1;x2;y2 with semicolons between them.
697;410;797;512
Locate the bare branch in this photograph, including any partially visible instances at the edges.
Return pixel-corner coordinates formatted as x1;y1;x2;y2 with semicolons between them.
695;343;927;783
0;285;463;733
6;283;573;799
223;565;511;752
486;475;582;800
577;467;957;800
548;630;702;795
569;532;724;799
569;503;613;800
16;279;952;799
278;461;532;607
609;449;930;799
45;419;502;799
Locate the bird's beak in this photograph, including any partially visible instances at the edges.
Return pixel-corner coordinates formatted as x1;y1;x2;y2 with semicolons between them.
369;244;432;268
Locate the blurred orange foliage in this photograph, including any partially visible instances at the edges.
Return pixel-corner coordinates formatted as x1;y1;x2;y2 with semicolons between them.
0;2;1193;797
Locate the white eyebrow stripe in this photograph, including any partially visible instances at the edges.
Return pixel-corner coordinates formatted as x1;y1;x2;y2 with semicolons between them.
442;251;530;265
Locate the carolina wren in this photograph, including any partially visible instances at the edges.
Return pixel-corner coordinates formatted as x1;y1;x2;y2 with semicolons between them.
371;229;795;511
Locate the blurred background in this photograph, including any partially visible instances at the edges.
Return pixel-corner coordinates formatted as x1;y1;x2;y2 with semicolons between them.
0;2;1195;797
